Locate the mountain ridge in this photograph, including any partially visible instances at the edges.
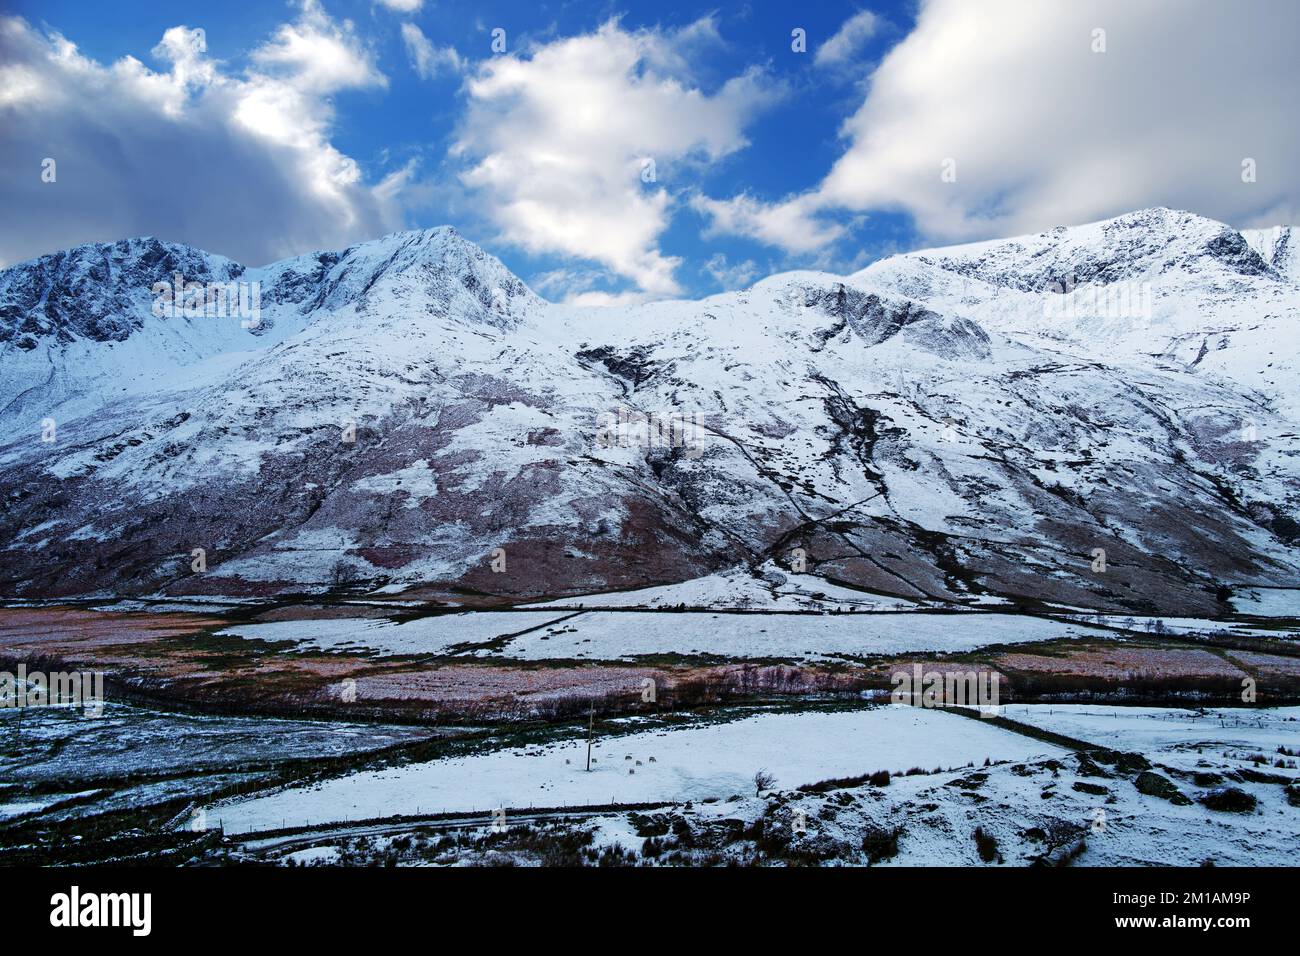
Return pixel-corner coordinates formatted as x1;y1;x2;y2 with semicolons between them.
1;207;1298;614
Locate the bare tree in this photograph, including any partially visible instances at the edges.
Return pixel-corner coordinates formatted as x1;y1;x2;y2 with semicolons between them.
329;559;359;590
754;769;776;795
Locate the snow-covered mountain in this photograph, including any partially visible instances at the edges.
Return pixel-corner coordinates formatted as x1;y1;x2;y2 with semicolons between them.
2;209;1298;614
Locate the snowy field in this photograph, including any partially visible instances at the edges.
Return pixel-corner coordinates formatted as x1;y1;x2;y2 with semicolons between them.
227;704;1300;867
491;611;1105;661
217;610;1107;661
558;705;1300;867
217;612;575;656
521;564;927;612
1230;587;1300;618
1055;612;1299;639
1001;704;1300;755
212;706;1065;833
739;719;1299;867
813;705;1300;866
0;791;99;822
0;700;438;785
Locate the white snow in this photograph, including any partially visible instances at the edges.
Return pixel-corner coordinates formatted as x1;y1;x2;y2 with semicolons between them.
218;612;576;656
212;706;1065;833
216;609;1106;661
1001;704;1300;755
1230;587;1300;618
521;563;924;612
492;610;1108;661
0;790;101;821
351;460;438;505
1056;612;1299;639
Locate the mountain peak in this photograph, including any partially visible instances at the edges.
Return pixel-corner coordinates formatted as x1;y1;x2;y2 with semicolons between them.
0;225;542;353
891;206;1277;293
0;236;243;348
295;225;540;324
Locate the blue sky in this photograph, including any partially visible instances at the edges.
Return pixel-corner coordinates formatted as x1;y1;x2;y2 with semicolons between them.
3;1;1298;301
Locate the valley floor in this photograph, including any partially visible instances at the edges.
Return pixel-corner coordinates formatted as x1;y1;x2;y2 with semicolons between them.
218;703;1300;868
2;597;1298;866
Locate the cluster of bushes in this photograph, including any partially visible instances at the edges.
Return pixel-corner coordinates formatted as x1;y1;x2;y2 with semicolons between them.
798;768;890;794
861;824;904;864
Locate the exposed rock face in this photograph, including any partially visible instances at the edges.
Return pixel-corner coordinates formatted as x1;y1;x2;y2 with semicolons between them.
0;237;244;349
1;209;1298;613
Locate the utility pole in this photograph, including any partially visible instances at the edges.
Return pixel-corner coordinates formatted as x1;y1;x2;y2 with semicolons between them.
585;699;594;772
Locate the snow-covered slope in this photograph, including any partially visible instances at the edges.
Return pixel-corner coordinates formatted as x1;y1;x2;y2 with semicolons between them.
1243;225;1300;281
857;209;1300;417
1;209;1298;614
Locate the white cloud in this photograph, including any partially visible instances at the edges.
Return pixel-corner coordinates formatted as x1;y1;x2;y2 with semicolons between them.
819;0;1300;239
814;10;878;67
703;253;759;290
401;23;463;79
697;0;1300;254
692;192;844;254
565;289;656;308
252;4;386;93
529;267;606;301
451;18;777;296
530;266;663;306
375;0;423;12
0;4;405;266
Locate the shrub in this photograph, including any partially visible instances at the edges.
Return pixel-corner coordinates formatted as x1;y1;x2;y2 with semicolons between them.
596;843;634;867
1198;787;1257;813
862;824;904;864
